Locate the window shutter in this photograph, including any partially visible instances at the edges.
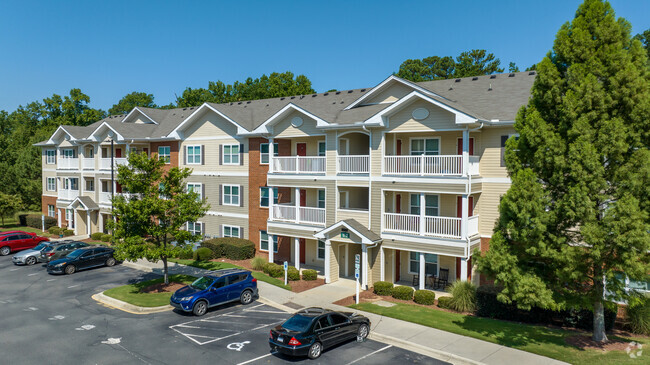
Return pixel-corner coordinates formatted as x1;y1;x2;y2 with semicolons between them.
219;225;222;238
239;144;244;165
201;145;205;165
219;184;222;205
239;185;244;207
184;145;188;165
219;145;223;165
238;226;243;238
201;184;205;201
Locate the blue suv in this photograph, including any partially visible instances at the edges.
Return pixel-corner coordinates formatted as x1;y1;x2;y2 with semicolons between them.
170;269;258;316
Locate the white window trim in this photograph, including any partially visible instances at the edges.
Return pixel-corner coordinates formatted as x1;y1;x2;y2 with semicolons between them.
85;179;94;192
259;231;278;253
222;184;240;206
46;150;56;164
62;149;76;158
409;193;439;216
222;224;240;238
47;177;56;192
48;205;55;217
318;141;326;157
187;183;203;201
223;144;240;165
260;143;279;165
407;251;439;275
187;221;203;236
339;190;349;209
259;187;278;208
317;189;325;209
316;240;325;260
158;146;171;164
186;145;202;165
409;136;441;155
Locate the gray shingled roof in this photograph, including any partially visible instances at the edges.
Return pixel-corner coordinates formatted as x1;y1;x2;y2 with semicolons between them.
342;219;381;242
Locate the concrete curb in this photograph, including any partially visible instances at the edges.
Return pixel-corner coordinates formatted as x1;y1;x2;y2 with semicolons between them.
92;292;172;314
369;332;484;365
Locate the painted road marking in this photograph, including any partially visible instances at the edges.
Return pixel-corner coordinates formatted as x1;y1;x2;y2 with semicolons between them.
236;353;274;365
48;315;65;321
101;338;122;345
24;307;38;311
28;273;38;276
46;279;56;282
68;284;80;288
227;341;250;351
75;324;95;331
345;345;393;365
10;268;19;271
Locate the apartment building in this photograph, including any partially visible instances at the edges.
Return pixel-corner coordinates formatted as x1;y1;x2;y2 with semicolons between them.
37;71;536;289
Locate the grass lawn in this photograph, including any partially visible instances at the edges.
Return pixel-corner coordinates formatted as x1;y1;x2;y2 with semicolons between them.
103;274;196;307
169;258;292;291
350;302;648;365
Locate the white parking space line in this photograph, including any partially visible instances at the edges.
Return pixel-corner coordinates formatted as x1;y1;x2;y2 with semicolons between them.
10;268;19;271
236;353;274;365
68;285;80;288
345;345;393;365
28;273;38;276
46;279;56;282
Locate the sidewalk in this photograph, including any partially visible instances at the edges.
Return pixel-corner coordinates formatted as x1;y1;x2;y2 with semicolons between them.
121;259;568;365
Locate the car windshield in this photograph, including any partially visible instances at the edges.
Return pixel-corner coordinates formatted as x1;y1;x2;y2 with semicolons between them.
282;315;314;333
66;249;85;259
190;276;214;290
42;246;54;252
33;243;47;251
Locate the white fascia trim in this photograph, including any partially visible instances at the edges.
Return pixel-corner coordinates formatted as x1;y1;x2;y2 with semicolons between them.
204;211;249;219
345;75;446;111
88;122;125;142
252;103;330;134
46;126;77;144
381;233;466;247
364;90;478;126
267;221;322;235
191;171;249;177
168;103;248;139
314;221;379;244
121;107;158;125
474;177;512;184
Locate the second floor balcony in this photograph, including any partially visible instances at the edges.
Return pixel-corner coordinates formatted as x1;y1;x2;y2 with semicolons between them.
57;158;79;170
58;189;79;201
271;156;326;174
337;155;369;174
271;204;326;226
383;213;479;239
384;155;479;176
100;157;128;170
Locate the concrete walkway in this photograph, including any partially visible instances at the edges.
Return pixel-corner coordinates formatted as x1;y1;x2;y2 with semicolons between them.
120;259;568;365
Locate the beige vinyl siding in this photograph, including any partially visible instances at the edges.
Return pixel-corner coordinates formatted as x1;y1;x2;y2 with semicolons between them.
387;100;456;132
325;132;337;176
329;242;340;282
180;139;248;172
187;175;248;212
199;214;249;239
274;111;322;138
337;210;370;226
303;239;325;268
370;186;382;231
368;246;381;286
363;82;413;105
373;181;468;195
335;179;369;187
184;110;240;138
370;129;383;177
59;140;75;148
267;178;329;188
479;126;516;178
42;171;58;196
289;136;325;156
477;182;511;236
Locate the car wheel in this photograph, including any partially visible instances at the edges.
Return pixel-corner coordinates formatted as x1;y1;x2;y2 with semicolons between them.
307;342;322;359
357;324;369;341
0;246;10;256
105;257;116;267
25;256;37;266
240;290;253;305
64;265;76;275
192;300;208;316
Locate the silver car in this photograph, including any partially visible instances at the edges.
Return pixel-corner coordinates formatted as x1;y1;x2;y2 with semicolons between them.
13;241;54;265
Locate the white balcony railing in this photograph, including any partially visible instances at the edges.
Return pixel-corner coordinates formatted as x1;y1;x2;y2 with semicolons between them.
384;155;479;176
467;215;479;236
271;204;326;225
271;156;326;174
82;158;94;170
383;213;479;239
100;192;138;204
58;189;80;201
100;158;128;170
57;158;79;170
337;155;369;174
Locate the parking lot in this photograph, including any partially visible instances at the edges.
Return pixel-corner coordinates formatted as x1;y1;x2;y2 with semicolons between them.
0;254;447;364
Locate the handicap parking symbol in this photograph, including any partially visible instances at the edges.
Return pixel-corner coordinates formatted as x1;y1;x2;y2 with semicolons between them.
227;341;250;351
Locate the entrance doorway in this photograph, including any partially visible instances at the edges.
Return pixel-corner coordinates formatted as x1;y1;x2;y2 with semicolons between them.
338;244;348;277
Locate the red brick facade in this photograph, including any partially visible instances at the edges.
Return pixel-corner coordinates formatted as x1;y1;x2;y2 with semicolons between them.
479;237;493;285
149;141;180;171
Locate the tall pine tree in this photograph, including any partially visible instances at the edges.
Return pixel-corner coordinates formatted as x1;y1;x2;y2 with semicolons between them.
475;0;650;343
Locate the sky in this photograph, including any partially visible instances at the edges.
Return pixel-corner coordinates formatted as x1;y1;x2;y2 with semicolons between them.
0;0;648;113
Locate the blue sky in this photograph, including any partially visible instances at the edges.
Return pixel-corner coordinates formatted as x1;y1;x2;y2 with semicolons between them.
0;0;648;113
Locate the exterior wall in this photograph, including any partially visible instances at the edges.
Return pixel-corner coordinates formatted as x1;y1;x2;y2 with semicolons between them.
41;195;57;218
249;137;270;258
387;99;456;133
274;111;323;139
150;141;179;172
363;82;413;104
303;239;325;268
479;126;516;178
199;214;249;239
477;182;511;235
42;170;58;198
186;175;249;214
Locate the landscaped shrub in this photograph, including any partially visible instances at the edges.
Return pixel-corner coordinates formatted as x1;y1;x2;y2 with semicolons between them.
193;247;212;262
48;227;61;235
63;229;74;236
287;266;300;281
101;234;112;242
302;269;317;281
91;232;104;241
263;262;284;278
448;281;477;313
626;297;650;335
437;296;453;309
414;290;436;305
177;248;194;260
391;286;414;300
250;257;266;271
201;237;256;260
373;281;394;296
24;214;57;230
201;239;225;258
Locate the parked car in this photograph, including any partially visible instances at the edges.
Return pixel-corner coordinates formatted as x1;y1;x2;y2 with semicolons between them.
170;269;258;316
269;308;371;359
39;241;88;262
0;230;37;236
47;247;116;274
0;232;49;256
12;241;57;265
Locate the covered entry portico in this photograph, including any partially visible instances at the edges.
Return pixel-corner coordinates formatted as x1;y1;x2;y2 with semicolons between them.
67;196;99;236
314;219;381;289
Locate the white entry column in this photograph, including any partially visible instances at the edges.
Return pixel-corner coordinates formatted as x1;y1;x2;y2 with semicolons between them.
419;252;426;290
294;237;300;270
86;211;91;236
379;246;385;282
268;235;275;263
324;239;332;283
460;257;468;281
361;243;368;290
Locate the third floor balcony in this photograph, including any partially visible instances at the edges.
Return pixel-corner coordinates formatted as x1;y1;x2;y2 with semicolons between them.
383;155;479;176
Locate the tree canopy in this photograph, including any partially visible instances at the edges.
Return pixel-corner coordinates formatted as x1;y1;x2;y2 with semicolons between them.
395;49;505;82
108;91;156;115
475;0;650;343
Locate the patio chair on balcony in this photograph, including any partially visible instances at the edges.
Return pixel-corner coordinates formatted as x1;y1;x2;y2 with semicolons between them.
435;268;449;290
412;274;419;287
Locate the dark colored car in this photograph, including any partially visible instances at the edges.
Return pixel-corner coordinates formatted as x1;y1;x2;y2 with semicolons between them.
0;232;49;256
47;246;116;274
39;241;88;262
170;269;258;316
269;308;371;359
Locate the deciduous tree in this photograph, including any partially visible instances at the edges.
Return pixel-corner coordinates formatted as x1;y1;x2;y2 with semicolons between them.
396;50;504;82
0;193;22;225
109;92;157;115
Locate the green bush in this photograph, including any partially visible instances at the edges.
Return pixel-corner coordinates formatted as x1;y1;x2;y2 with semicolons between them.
101;234;112;242
437;296;453;309
24;214;57;230
250;257;266;271
193;247;213;262
63;229;74;236
287;266;300;281
177;248;193;260
201;239;225;258
91;232;104;241
201;237;256;260
414;290;436;305
391;286;414;300
263;262;284;278
373;281;394;296
18;214;28;226
48;227;61;235
302;269;317;281
626;297;650;335
448;281;477;312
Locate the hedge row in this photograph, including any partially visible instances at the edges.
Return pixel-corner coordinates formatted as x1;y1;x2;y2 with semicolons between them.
260;263;316;281
47;227;74;236
201;237;256;260
23;214;57;230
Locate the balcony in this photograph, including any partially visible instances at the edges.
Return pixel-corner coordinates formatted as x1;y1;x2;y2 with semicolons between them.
100;192;138;204
337;155;369;174
383;213;479;239
82;158;94;170
383;155;479;176
57;158;79;170
58;189;79;201
271;156;326;174
100;158;128;170
271;204;326;226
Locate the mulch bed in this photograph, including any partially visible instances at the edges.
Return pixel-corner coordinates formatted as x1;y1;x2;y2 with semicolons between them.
140;282;186;294
565;335;632;352
333;289;468;313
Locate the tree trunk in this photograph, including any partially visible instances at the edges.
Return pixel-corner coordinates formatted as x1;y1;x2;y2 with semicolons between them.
592;300;608;343
163;256;169;285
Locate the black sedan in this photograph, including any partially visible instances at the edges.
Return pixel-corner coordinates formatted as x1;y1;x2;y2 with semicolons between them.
269;307;370;359
47;246;117;274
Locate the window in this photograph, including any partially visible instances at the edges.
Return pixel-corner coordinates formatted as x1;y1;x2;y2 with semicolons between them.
260;143;279;164
187;183;202;201
318;141;326;157
62;149;76;158
47;205;55;217
187;222;203;236
260;230;278;252
63;178;69;190
223;144;240;164
47;178;56;191
85;179;94;192
158;146;171;164
186;145;201;164
69;178;78;191
317;240;325;260
408;252;438;275
329;314;349;326
260;187;278;207
410;138;439;155
85;147;94;158
223;185;240;206
317;189;325;209
46;150;56;164
410;194;438;216
66;209;73;222
223;225;240;238
159;183;167;199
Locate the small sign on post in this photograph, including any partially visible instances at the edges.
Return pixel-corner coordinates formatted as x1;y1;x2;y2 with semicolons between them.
355;254;361;304
283;261;288;286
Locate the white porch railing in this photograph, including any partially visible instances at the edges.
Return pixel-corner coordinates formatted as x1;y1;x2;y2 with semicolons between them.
468;215;479;236
57;158;79;170
469;156;480;176
100;158;128;170
337;155;369;174
82;158;94;170
271;156;326;174
58;189;79;201
384;155;477;176
100;192;138;204
272;204;326;225
383;213;479;239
